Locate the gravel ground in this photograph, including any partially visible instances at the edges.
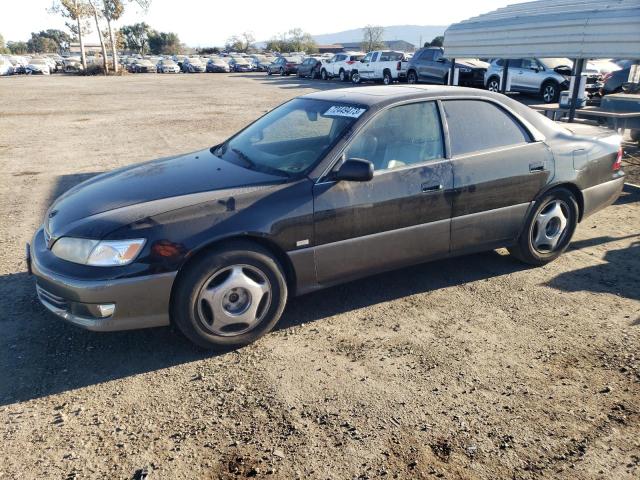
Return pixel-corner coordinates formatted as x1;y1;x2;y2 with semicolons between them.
0;73;638;480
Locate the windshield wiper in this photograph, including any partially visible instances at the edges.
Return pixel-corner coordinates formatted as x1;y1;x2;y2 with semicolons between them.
231;148;256;169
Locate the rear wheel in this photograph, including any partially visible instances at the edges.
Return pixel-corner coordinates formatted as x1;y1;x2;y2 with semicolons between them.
339;69;348;82
351;71;361;84
382;71;392;85
509;188;578;266
172;241;288;349
407;70;418;84
321;69;328;80
541;80;560;103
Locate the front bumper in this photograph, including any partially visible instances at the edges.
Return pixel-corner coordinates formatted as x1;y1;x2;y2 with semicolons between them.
29;228;175;332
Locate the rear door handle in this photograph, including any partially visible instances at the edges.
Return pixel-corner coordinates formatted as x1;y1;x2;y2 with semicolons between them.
421;183;443;193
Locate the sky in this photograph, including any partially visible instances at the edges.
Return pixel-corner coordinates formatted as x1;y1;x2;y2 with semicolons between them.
1;0;528;47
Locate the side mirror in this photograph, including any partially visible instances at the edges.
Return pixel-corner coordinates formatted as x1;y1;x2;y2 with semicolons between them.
436;57;446;63
335;159;374;182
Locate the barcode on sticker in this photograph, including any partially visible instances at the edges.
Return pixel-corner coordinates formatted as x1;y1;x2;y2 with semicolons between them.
324;106;366;118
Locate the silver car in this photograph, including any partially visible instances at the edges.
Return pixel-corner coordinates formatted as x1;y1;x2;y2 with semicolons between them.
485;58;600;103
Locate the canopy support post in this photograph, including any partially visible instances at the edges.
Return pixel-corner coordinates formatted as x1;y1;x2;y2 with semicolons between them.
449;58;456;85
500;59;510;93
568;58;585;123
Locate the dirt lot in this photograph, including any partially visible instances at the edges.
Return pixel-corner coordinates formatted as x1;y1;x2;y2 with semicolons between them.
0;73;638;480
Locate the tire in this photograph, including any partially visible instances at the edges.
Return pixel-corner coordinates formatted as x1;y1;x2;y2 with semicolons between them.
267;68;272;76
172;241;288;349
382;71;392;85
541;80;560;103
508;188;579;266
339;69;348;82
321;69;328;80
351;71;361;84
629;129;639;142
407;70;418;84
487;76;501;92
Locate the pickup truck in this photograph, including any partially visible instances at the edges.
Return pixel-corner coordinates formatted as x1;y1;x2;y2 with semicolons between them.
350;50;408;85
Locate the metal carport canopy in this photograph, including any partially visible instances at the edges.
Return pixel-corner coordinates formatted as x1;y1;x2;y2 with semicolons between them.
443;0;640;59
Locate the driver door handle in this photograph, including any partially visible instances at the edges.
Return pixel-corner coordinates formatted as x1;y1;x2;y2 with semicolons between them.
422;183;443;193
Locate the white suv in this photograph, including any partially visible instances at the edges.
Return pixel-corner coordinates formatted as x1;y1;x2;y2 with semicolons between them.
320;51;365;82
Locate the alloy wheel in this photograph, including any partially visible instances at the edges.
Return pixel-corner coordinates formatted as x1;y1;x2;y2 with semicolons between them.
488;79;500;92
543;84;556;103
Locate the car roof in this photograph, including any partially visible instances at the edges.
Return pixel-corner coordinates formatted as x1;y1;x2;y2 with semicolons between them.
302;85;487;107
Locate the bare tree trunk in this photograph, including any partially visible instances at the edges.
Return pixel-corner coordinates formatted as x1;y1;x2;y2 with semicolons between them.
89;1;108;74
107;19;118;73
77;16;87;71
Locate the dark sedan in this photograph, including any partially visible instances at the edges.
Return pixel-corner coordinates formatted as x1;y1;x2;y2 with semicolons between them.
29;86;624;348
267;56;302;76
297;57;323;79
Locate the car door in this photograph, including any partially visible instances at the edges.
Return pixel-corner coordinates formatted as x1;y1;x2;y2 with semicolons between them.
507;59;526;90
518;58;543;92
417;49;434;81
312;101;454;285
331;54;344;76
441;99;553;252
357;52;373;79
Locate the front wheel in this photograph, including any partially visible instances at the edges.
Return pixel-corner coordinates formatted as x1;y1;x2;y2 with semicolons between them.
382;71;392;85
509;188;578;266
339;69;348;82
321;69;328;80
541;81;560;103
407;70;418;84
487;77;500;92
351;71;361;84
172;242;288;349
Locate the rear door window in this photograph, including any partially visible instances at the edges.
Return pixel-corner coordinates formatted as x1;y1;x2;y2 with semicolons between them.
442;100;531;156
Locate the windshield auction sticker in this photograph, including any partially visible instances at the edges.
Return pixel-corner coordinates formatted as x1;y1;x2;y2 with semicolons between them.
324;106;366;118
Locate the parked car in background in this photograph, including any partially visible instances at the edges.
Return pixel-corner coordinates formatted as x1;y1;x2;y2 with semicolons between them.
267;56;302;76
350;50;407;85
320;51;365;81
588;59;621;76
600;67;632;96
406;47;488;87
250;54;273;71
63;56;84;73
182;57;206;73
129;59;156;73
486;58;601;103
297;57;323;79
25;57;51;75
157;59;180;73
29;86;624;349
206;58;231;73
229;57;254;72
9;56;28;74
0;56;14;76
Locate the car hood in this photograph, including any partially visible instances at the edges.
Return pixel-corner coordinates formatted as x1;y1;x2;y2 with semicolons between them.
456;59;489;69
46;148;285;239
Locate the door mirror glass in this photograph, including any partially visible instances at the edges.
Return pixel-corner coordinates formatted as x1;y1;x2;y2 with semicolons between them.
335;159;374;182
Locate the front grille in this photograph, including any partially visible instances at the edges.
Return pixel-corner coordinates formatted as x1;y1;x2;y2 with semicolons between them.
36;285;69;311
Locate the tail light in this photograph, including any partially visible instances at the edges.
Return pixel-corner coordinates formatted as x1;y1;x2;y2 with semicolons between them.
346;60;355;65
286;63;293;68
612;146;623;171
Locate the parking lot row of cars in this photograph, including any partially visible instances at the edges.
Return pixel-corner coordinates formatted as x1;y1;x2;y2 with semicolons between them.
2;48;634;103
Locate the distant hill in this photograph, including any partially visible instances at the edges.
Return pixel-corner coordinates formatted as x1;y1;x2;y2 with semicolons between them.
312;25;447;48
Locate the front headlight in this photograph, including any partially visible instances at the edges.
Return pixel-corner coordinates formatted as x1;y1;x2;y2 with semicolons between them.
52;238;146;266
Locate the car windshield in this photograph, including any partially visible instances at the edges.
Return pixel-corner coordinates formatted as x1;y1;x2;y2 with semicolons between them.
163;60;177;65
212;98;367;177
540;58;573;69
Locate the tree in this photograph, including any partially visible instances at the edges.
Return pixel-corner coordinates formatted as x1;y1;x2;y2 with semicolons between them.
225;32;255;53
148;31;181;54
362;25;385;52
120;22;151;54
0;34;9;54
102;0;124;73
41;29;73;50
50;0;91;71
424;35;444;48
265;29;316;53
27;32;59;53
7;41;29;54
87;0;109;73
